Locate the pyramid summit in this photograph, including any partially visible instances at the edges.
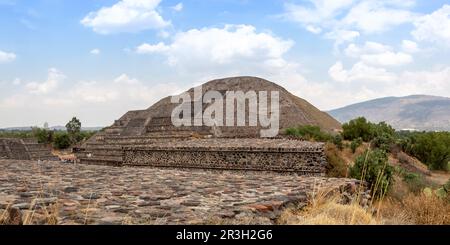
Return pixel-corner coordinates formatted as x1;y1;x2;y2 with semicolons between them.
104;76;340;138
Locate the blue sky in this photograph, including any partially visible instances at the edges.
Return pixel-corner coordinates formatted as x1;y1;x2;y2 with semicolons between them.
1;0;450;127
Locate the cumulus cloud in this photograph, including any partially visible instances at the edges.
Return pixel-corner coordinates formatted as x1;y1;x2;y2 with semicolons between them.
90;49;100;55
136;42;170;54
282;0;418;48
325;61;450;109
135;25;294;72
344;41;413;66
412;5;450;47
325;29;360;51
12;78;21;85
133;24;330;110
0;50;16;63
0;71;185;127
341;1;418;34
81;0;170;34
401;40;419;53
25;68;65;95
283;0;355;27
172;3;183;12
329;61;396;83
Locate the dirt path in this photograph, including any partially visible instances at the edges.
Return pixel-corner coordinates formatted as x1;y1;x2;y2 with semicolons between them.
427;171;450;186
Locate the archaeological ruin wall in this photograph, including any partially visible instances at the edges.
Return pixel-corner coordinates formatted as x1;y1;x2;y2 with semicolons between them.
76;138;328;175
0;138;57;161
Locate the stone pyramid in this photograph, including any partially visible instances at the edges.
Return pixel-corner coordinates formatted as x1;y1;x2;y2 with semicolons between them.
75;76;341;175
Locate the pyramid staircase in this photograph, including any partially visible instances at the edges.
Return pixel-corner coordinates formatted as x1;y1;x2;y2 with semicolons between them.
0;138;58;161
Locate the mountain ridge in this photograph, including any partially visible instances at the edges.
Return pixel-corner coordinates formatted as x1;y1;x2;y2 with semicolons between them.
328;95;450;131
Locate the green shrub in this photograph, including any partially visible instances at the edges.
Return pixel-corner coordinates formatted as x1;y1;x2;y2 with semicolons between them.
444;178;450;192
342;117;375;142
350;137;363;153
53;132;71;149
332;134;344;150
342;117;395;142
32;128;53;144
402;132;450;171
350;149;394;199
371;132;394;152
0;130;33;139
403;172;427;194
373;121;395;138
285;125;332;142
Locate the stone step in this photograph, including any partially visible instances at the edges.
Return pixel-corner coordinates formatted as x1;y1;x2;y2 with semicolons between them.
84;148;124;154
28;151;55;157
30;156;59;161
78;157;123;166
27;148;53;153
89;152;124;158
79;155;123;161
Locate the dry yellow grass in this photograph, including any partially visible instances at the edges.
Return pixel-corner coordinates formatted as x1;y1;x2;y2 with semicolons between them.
278;188;380;225
378;194;450;225
278;202;379;225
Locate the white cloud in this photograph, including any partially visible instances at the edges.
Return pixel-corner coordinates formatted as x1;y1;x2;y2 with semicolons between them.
324;29;360;51
12;78;21;85
329;61;396;83
328;61;348;83
401;40;419;53
342;1;418;34
325;62;450;109
282;0;418;47
0;50;16;63
306;25;322;34
90;49;101;55
158;30;170;38
344;41;412;66
283;0;355;26
412;5;450;47
0;72;185;127
81;0;170;34
344;42;391;57
136;42;170;54
133;25;328;111
25;68;65;94
136;25;294;72
172;3;183;12
361;52;412;66
399;67;450;95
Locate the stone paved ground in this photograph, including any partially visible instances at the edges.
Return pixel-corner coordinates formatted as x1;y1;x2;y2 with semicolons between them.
0;159;364;225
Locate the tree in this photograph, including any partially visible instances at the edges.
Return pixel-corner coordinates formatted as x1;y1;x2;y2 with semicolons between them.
65;117;82;144
342;117;395;143
342;117;375;141
66;117;81;135
53;132;71;149
43;122;49;129
32;128;53;144
405;132;450;171
350;149;394;199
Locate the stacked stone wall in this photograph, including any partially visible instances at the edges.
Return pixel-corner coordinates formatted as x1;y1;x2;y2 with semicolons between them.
0;139;11;159
122;139;327;175
0;138;56;161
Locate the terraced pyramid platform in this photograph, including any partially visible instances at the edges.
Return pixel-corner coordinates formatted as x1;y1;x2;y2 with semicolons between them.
0;138;57;161
75;76;341;175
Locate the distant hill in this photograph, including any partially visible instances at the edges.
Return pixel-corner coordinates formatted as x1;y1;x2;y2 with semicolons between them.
328;95;450;131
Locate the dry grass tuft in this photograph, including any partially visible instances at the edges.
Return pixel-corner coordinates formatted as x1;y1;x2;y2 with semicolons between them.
378;194;450;225
207;215;272;225
325;143;349;178
278;189;380;225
